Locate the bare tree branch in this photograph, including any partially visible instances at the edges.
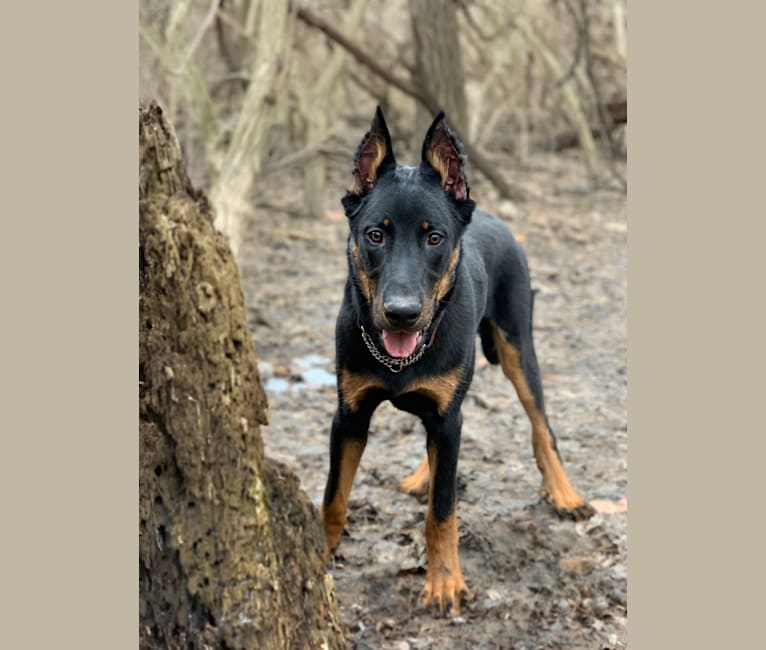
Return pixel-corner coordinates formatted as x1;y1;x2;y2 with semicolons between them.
295;6;433;111
214;0;242;77
295;4;525;201
555;0;584;88
514;13;597;178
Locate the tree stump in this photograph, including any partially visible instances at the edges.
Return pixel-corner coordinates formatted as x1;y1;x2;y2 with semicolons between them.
139;102;345;650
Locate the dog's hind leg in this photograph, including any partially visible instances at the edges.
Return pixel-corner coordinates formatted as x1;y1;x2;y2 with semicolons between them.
490;321;594;520
478;317;500;365
400;455;429;495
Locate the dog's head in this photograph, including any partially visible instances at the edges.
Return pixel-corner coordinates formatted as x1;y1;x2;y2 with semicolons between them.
342;107;476;359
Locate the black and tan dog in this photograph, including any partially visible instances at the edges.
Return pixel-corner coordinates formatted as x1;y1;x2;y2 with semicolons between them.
320;108;594;618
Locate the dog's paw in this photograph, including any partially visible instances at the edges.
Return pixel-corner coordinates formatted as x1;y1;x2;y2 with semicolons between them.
399;456;429;496
399;475;429;497
421;568;470;618
555;501;596;521
540;484;596;521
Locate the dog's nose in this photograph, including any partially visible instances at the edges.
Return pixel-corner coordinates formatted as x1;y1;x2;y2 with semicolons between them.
384;297;422;328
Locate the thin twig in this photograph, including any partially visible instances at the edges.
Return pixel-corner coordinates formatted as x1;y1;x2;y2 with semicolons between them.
458;2;492;42
260;131;343;175
514;14;597;178
555;0;584;88
173;0;219;75
348;69;384;103
214;0;242;75
577;0;612;151
577;0;626;189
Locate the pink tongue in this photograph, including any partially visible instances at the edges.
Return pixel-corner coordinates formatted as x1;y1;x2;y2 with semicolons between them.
382;330;420;358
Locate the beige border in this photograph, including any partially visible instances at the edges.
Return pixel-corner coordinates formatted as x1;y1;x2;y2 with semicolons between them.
9;0;761;647
4;2;136;648
630;3;765;648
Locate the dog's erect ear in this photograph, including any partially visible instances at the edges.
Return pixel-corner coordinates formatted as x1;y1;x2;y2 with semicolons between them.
349;106;396;196
420;112;470;202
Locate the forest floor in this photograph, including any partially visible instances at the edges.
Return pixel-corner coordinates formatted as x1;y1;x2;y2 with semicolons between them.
238;149;627;650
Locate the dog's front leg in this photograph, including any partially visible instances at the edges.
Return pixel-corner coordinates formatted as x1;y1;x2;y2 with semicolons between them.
320;402;374;558
422;411;469;617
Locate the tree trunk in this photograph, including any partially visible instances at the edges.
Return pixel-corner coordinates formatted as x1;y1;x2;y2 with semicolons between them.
409;0;468;152
139;102;345;650
301;0;368;219
210;0;292;261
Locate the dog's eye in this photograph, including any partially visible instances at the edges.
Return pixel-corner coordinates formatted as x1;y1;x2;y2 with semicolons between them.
367;229;384;244
427;232;444;246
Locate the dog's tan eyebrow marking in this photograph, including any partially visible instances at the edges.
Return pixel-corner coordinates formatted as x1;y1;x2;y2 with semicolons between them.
422;220;430;231
351;242;374;302
383;217;391;228
434;247;460;302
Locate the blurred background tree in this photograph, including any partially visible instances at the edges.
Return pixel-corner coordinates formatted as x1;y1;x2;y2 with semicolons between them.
140;0;626;254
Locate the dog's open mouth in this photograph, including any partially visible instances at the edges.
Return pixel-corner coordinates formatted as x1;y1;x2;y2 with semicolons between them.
381;329;424;358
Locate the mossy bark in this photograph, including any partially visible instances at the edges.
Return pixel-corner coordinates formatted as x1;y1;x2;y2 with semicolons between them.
139;102;345;650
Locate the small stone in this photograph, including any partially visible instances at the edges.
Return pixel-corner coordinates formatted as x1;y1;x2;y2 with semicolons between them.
257;361;274;380
497;199;521;220
555;598;571;614
593;595;609;616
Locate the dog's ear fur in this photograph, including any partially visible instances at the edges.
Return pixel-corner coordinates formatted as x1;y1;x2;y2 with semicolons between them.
421;112;475;223
421;112;469;201
347;107;396;196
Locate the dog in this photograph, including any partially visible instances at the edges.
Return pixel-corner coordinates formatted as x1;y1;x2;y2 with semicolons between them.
320;107;594;618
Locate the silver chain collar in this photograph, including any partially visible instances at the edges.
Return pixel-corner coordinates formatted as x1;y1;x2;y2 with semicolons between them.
359;324;430;373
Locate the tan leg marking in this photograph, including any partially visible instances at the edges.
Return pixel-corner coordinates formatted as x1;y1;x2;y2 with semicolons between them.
399;455;429;495
491;323;593;519
422;444;468;617
320;437;366;557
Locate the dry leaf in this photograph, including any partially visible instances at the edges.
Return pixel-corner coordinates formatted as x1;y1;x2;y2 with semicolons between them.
559;556;595;573
589;498;627;514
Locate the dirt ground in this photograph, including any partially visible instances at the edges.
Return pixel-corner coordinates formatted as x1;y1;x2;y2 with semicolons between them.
237;149;627;649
